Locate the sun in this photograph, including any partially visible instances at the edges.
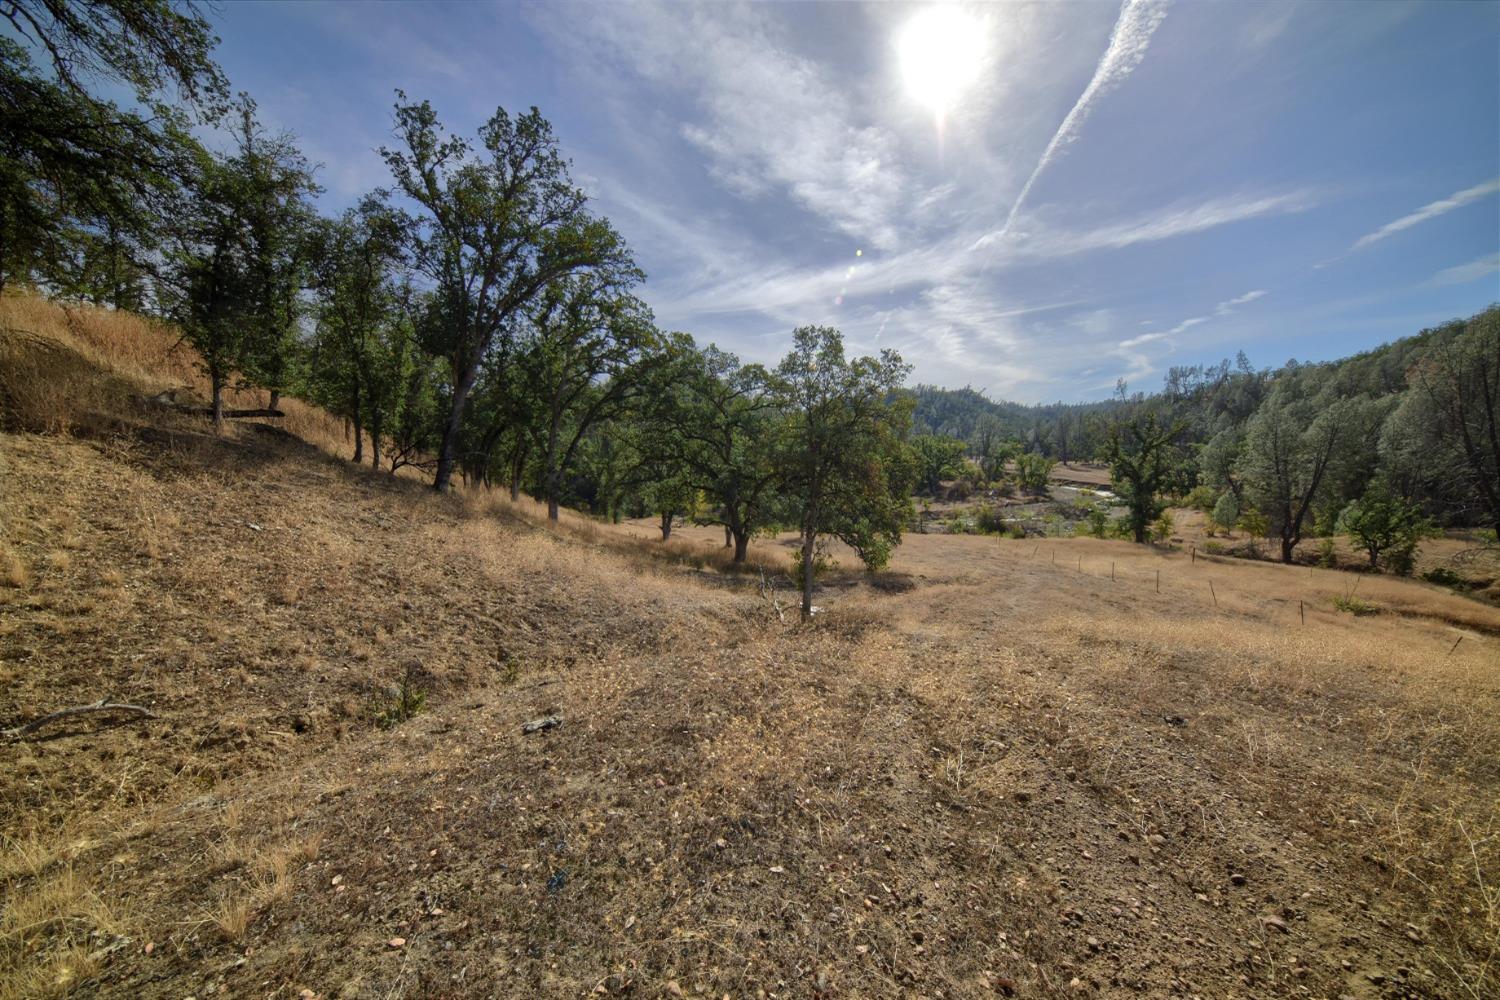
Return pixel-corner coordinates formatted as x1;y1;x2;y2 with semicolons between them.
897;6;986;116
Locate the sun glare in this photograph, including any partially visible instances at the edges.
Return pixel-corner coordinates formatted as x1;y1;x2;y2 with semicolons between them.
898;6;985;116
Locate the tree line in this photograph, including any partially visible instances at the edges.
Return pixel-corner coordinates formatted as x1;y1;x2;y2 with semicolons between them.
5;2;1494;587
1;1;922;616
911;311;1498;568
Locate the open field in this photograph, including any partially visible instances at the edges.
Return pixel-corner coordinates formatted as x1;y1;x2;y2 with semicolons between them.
2;298;1499;999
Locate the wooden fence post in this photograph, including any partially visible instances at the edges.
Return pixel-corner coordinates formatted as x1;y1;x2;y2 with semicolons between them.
1299;599;1305;625
1155;569;1160;593
1209;580;1218;608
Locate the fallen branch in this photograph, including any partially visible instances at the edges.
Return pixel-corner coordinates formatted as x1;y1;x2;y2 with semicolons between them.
145;393;284;419
4;700;157;739
758;565;787;623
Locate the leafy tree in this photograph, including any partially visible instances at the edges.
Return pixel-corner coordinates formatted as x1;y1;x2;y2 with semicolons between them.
1384;309;1500;537
516;276;661;520
1014;451;1054;491
1339;482;1431;573
1104;411;1182;543
912;435;966;495
1241;391;1380;562
162;100;316;429
1211;491;1240;536
770;326;913;618
0;1;226;296
380;95;635;492
637;343;780;563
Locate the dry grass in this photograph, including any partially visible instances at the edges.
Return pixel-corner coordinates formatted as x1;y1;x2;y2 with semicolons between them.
2;292;1498;998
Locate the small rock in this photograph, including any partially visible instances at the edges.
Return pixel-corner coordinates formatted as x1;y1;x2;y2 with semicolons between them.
386;937;406;949
666;982;684;997
1261;915;1289;933
1229;873;1247;886
522;715;561;735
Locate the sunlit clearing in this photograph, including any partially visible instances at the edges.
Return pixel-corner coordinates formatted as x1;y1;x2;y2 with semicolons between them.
898;6;985;116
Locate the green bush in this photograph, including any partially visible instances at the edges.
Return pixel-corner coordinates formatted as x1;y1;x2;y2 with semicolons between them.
975;506;1007;534
1151;510;1174;543
1422;567;1466;589
375;665;427;730
1317;537;1337;568
1184;484;1217;512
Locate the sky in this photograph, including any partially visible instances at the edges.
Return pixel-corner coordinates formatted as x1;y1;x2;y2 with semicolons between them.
204;0;1499;403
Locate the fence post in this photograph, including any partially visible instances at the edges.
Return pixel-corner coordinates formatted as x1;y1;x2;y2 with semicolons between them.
1449;636;1464;656
1155;569;1160;593
1191;544;1196;564
1299;599;1305;625
1209;580;1218;608
1111;561;1115;581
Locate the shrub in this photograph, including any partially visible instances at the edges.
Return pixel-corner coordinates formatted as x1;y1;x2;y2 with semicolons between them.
1151;510;1174;544
1203;540;1226;555
1317;537;1337;568
1422;567;1467;589
1211;492;1239;536
374;664;427;730
975;506;1007;534
1084;505;1109;539
1339;483;1432;575
1185;484;1217;512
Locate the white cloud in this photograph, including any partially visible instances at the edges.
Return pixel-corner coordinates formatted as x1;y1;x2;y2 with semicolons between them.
994;191;1312;256
998;0;1170;237
1320;178;1500;265
1430;251;1500;287
1116;287;1268;351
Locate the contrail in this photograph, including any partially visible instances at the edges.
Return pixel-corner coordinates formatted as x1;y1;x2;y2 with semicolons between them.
999;0;1170;239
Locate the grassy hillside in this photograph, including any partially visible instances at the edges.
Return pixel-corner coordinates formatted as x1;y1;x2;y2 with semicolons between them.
2;295;1498;999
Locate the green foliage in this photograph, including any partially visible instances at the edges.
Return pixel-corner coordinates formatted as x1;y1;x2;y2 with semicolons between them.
1210;491;1240;536
1014;452;1054;491
1422;567;1467;589
771;326;913;613
1241;389;1383;562
913;435;967;495
789;545;836;589
381;95;637;491
1339;482;1431;574
162;98;319;424
1317;537;1337;568
975;506;1008;535
374;664;427;730
1105;410;1182;544
1184;484;1218;512
1083;504;1110;539
1151;509;1174;544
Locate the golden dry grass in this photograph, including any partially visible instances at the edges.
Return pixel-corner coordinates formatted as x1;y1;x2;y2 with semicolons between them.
2;292;1498;998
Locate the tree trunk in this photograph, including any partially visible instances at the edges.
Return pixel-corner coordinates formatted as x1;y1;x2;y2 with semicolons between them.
211;372;225;433
351;384;364;464
433;358;481;493
268;388;280;411
733;529;749;563
1281;535;1295;563
660;512;673;540
800;528;816;620
509;479;521;502
370;412;382;470
548;494;560;521
724;525;732;548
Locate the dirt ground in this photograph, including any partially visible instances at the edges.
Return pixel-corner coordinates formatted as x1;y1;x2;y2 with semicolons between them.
2;298;1498;999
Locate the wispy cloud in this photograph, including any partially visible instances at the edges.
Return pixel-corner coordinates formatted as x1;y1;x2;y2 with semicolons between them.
996;0;1170;239
1430;251;1500;287
997;192;1312;256
1319;177;1500;266
1116;288;1269;351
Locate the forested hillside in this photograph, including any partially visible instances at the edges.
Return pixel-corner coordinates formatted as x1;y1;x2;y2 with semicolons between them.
913;309;1500;560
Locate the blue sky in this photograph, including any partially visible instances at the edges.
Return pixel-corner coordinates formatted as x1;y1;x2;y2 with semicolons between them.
206;0;1499;403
